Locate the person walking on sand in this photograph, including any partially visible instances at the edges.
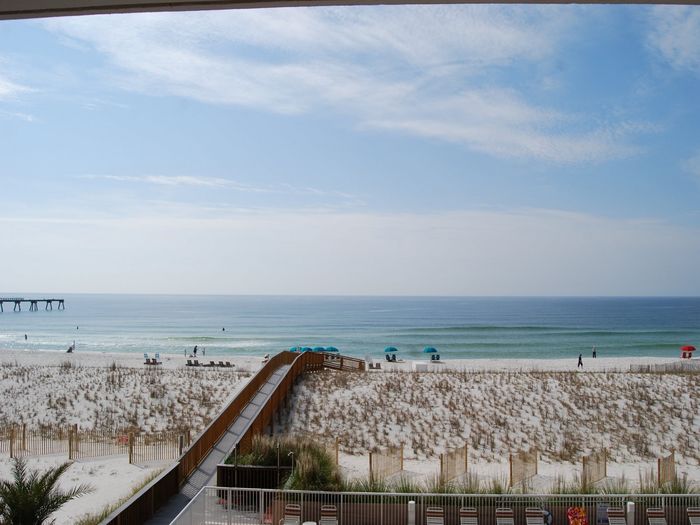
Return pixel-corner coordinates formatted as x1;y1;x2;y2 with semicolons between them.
193;345;198;357
577;353;583;368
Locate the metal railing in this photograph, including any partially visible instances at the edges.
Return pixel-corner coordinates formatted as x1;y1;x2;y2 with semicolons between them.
173;487;700;525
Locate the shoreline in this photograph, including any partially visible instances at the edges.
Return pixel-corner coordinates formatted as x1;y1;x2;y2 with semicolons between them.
0;347;688;372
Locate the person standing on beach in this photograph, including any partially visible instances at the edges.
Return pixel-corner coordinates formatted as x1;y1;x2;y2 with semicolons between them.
194;345;198;357
577;353;583;368
592;346;597;358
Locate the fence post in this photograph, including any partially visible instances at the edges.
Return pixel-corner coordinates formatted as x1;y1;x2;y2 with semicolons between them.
9;426;14;459
22;423;26;451
626;501;635;525
335;436;339;466
400;444;404;472
68;428;73;460
178;434;184;456
408;500;416;525
72;424;78;459
509;453;513;487
259;489;264;523
440;454;444;485
128;433;134;464
369;452;374;484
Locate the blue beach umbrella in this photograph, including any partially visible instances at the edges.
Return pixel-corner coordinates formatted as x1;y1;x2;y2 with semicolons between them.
384;347;398;353
423;347;437;353
325;346;339;353
313;346;326;352
302;347;313;352
289;346;300;352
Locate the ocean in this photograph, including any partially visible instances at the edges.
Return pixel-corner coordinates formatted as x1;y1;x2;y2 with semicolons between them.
0;295;698;360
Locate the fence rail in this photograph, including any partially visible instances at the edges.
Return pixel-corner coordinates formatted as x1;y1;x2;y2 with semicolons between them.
582;450;607;484
173;487;700;525
510;450;538;487
0;424;185;464
441;445;468;484
370;445;404;482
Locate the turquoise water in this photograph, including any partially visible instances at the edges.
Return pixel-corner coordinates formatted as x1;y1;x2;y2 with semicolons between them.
0;295;698;360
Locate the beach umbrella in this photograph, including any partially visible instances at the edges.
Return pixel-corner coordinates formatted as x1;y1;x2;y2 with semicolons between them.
289;346;300;352
423;347;437;353
681;345;696;352
325;346;339;353
313;346;326;352
384;347;398;353
302;347;313;352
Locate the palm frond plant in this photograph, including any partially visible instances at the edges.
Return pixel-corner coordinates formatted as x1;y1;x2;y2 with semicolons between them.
0;457;93;525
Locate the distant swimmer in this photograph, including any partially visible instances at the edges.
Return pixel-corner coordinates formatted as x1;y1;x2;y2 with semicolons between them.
24;334;27;340
222;327;225;331
67;344;74;353
76;326;79;330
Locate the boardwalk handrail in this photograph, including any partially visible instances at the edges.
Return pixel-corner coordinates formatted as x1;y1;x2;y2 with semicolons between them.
102;350;325;525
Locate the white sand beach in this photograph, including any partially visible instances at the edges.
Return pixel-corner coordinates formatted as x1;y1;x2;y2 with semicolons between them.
0;348;697;522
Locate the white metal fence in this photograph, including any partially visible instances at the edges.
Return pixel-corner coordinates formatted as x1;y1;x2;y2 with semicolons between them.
172;487;700;525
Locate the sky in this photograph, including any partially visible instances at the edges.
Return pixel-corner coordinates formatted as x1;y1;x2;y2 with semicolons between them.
1;5;699;296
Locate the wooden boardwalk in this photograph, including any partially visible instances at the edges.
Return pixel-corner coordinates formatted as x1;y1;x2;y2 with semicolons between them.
103;351;364;524
0;297;65;312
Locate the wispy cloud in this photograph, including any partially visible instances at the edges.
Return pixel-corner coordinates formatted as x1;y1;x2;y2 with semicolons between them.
0;109;35;122
42;6;651;164
78;174;362;204
81;174;269;191
683;149;700;182
648;6;700;75
0;74;29;100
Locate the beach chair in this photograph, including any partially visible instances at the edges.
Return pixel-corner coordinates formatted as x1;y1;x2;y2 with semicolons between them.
426;506;445;525
319;504;338;525
143;353;149;364
210;360;216;367
279;503;301;525
155;352;161;364
225;361;233;367
436;354;441;361
496;508;514;525
687;508;700;525
186;360;193;366
607;507;627;525
647;508;667;525
526;508;545;525
385;354;391;362
219;361;225;367
193;360;200;366
460;507;478;525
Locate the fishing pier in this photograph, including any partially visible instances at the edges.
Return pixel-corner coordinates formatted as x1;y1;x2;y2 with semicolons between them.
0;297;65;312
